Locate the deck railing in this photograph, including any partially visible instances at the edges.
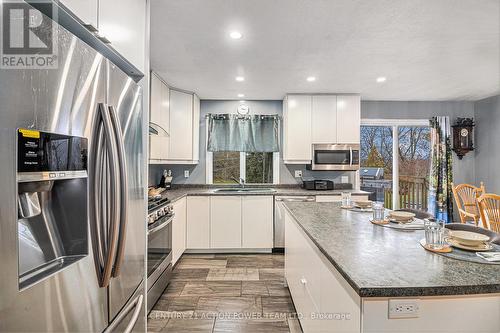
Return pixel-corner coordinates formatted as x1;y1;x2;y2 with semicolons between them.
384;176;429;210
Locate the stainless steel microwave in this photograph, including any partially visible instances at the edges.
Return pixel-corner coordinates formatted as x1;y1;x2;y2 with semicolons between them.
308;144;360;171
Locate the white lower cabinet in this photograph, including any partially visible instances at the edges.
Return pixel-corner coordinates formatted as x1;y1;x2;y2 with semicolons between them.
242;196;274;248
185;195;274;250
172;197;186;265
285;209;361;333
210;196;242;248
186;196;210;249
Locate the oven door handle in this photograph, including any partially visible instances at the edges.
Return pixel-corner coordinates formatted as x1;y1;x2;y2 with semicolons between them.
148;214;174;235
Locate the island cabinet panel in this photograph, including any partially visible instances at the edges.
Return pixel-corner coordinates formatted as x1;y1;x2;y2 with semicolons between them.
172;197;187;265
285;210;360;332
362;296;500;333
284;211;321;332
186;196;210;249
241;196;273;248
210;196;242;248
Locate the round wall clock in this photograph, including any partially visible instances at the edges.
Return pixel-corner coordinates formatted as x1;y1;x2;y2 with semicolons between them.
237;103;250;115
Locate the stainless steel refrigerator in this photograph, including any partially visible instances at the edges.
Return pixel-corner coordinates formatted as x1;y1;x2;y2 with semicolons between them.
0;1;147;332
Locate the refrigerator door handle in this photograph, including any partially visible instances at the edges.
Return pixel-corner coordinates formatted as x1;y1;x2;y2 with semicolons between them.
108;105;128;278
89;102;121;288
104;294;144;333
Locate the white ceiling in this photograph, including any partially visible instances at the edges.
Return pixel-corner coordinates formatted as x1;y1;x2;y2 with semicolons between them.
151;0;500;101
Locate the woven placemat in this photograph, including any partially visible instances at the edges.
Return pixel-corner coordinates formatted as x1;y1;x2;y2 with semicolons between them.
431;242;500;265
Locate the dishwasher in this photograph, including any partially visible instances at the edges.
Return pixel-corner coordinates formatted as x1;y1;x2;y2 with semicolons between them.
274;196;315;250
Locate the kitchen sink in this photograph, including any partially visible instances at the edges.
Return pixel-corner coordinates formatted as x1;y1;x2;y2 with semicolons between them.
212;188;276;193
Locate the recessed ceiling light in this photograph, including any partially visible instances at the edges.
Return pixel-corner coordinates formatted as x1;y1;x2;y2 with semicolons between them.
235;76;245;82
229;31;242;39
376;76;387;83
237;93;245;98
306;76;316;82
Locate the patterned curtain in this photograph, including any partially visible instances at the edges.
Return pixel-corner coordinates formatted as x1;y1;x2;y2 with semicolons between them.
207;114;280;152
428;116;454;222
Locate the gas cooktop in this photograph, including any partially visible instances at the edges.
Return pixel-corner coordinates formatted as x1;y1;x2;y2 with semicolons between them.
147;196;170;213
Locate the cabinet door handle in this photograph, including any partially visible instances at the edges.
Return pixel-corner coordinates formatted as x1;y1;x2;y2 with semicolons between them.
300;278;307;285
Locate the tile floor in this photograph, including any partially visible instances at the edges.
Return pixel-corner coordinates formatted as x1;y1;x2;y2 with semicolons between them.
147;253;303;333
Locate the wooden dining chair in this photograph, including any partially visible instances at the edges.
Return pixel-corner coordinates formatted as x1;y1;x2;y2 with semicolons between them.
478;193;500;233
451;182;485;226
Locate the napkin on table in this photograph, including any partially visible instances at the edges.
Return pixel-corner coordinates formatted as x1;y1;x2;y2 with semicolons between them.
476;252;500;262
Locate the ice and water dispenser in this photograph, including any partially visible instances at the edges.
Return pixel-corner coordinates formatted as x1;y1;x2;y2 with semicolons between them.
17;129;88;289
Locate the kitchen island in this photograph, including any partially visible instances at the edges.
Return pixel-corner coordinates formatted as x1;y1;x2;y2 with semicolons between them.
282;202;500;333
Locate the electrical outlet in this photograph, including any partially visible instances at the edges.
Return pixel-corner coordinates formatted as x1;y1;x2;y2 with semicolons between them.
341;176;349;183
184;170;190;178
388;299;420;319
294;170;302;178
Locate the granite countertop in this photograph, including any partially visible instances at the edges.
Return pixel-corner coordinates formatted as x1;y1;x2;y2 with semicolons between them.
283;202;500;298
159;185;369;203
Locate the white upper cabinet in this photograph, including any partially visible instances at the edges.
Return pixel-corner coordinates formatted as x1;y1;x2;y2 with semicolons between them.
312;95;337;143
61;0;146;73
336;95;361;143
99;0;147;72
60;0;98;28
283;95;312;163
149;73;170;161
169;90;194;162
149;81;199;164
283;94;360;164
150;73;170;133
192;94;200;163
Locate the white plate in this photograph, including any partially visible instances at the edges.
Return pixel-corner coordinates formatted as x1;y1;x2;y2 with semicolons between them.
446;237;493;252
389;211;416;220
449;230;490;246
388;218;415;224
353;200;372;208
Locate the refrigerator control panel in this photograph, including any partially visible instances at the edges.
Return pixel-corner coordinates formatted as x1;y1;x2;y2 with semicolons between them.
17;129;88;173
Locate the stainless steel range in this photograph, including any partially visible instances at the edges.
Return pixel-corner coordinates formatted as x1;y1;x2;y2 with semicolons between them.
147;197;174;312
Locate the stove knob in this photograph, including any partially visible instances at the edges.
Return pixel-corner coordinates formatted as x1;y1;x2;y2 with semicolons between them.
148;214;156;224
158;208;165;216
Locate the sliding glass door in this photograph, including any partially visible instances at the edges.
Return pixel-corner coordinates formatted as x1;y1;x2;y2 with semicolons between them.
397;126;431;210
360;120;431;210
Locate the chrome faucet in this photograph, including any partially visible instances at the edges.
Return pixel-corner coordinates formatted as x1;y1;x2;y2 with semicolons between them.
231;177;245;189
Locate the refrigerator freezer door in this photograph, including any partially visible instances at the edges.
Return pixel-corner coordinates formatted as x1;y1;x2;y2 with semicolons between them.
106;61;146;324
0;4;108;331
105;284;146;333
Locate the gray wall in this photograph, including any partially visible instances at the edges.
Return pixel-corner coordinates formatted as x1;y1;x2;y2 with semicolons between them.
149;100;477;187
474;95;500;194
362;101;476;186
